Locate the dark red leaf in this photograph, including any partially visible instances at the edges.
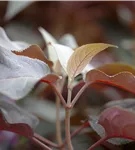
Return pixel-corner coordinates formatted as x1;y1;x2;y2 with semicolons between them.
89;107;135;145
86;69;135;95
0;99;39;138
40;74;60;84
97;63;135;76
0;112;33;138
98;106;135;140
89;99;135;145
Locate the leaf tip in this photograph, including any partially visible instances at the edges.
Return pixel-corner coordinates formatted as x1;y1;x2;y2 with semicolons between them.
105;43;118;49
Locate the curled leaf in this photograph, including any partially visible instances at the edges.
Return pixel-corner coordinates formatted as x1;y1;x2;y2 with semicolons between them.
12;45;53;69
67;43;117;79
86;69;135;95
0;27;51;100
98;63;135;76
0;46;50;100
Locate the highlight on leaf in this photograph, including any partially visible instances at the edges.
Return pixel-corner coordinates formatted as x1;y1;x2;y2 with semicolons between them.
39;27;57;45
48;43;73;73
67;43;117;80
39;27;76;73
0;45;50;100
39;27;59;72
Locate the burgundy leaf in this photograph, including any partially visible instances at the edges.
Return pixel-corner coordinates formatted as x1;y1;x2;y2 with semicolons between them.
89;106;135;145
40;74;61;85
90;100;135;145
40;74;66;106
0;99;39;138
98;106;135;140
90;119;132;145
96;63;135;76
0;112;33;138
86;69;135;94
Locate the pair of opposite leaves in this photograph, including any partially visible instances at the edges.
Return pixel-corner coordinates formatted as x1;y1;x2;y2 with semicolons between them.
2;62;135;141
0;27;117;100
0;27;117;139
2;26;135;142
0;28;117;137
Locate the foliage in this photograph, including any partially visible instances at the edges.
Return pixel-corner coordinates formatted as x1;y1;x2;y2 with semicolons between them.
1;26;135;150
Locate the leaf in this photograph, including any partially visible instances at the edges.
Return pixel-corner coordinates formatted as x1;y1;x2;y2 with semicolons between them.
0;99;38;138
67;43;117;79
38;27;58;63
39;27;74;74
90;100;135;145
39;27;94;75
85;69;135;95
90;117;132;145
39;27;57;45
12;45;53;69
0;45;50;100
99;106;135;141
36;74;60;101
87;64;135;145
97;63;135;76
40;74;61;84
48;43;74;73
